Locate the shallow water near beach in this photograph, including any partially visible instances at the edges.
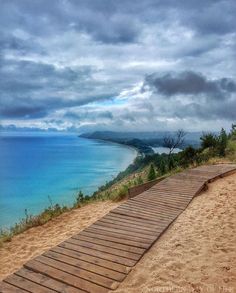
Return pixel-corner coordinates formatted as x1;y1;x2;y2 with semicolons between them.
0;133;137;228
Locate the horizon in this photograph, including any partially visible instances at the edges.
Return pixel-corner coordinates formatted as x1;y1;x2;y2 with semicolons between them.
0;1;235;132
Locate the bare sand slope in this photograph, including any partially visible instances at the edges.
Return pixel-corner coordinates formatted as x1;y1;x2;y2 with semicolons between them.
113;173;236;293
0;201;118;280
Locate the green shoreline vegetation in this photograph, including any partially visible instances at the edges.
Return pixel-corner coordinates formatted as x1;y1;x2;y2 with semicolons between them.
1;124;236;246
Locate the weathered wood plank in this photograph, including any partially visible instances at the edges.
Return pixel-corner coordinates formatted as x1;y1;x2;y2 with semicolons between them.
24;260;111;293
73;234;146;254
4;274;56;293
58;241;137;267
43;250;126;281
65;238;142;260
16;268;84;293
0;282;29;293
51;246;130;274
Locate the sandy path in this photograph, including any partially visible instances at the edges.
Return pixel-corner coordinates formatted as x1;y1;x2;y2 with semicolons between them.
0;200;119;280
113;173;236;293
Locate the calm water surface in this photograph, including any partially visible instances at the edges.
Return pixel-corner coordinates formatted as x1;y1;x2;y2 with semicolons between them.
0;133;137;228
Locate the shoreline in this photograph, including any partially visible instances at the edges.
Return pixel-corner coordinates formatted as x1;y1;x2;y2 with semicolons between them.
0;135;138;231
81;137;141;156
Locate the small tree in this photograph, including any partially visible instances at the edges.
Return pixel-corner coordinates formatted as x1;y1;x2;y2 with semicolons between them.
218;128;228;156
159;158;166;175
200;133;218;149
163;129;186;169
229;123;236;140
180;146;196;166
148;163;156;181
75;190;84;206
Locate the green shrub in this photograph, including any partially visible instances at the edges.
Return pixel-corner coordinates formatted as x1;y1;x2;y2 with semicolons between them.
200;133;218;149
147;163;156;181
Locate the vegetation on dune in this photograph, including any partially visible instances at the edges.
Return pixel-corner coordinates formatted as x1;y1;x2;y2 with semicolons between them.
148;163;157;181
1;124;236;246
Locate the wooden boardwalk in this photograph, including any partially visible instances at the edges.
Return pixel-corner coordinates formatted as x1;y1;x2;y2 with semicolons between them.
1;164;236;293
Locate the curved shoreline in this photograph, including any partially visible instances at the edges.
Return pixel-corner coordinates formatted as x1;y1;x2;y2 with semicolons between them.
86;137;141;156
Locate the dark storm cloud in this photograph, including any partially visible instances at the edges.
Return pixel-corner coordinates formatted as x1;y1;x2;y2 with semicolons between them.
0;0;235;130
1;0;235;45
145;71;236;99
171;98;236;121
0;58;116;119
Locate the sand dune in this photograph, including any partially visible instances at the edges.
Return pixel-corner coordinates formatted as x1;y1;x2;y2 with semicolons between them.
113;173;236;293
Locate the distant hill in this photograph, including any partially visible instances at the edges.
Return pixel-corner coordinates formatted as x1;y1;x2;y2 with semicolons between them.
80;131;201;148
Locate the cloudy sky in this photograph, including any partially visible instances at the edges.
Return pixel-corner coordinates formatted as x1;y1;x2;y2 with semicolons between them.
0;0;235;132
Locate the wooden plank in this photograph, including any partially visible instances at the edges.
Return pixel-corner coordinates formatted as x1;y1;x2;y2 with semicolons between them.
106;213;165;229
146;189;195;198
43;250;126;281
31;255;118;289
111;207;175;224
129;198;183;212
141;195;193;206
137;193;192;205
85;226;152;247
137;189;194;198
51;246;130;274
4;274;56;293
152;188;200;195
97;217;161;235
73;234;145;254
58;241;137;267
119;201;178;218
0;282;29;293
103;214;163;232
134;197;187;210
15;267;84;293
128;199;183;214
156;182;202;189
78;230;148;251
65;238;142;260
24;260;111;293
84;227;150;249
98;217;162;235
113;206;176;223
90;223;156;241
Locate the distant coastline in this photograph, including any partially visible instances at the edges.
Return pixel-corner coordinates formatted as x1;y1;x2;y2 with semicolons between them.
79;133;155;156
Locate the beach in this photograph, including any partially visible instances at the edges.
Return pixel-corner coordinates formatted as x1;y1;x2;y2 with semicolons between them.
0;173;235;292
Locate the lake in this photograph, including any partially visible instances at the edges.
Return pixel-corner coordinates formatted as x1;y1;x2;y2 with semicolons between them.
152;147;182;154
0;133;137;228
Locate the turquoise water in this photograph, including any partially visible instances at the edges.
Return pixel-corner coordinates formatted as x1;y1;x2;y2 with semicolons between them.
0;133;137;228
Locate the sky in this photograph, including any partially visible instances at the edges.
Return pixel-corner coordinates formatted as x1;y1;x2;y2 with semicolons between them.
0;0;236;133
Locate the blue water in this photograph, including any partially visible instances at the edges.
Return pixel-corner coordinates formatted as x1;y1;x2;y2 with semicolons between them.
0;133;137;229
